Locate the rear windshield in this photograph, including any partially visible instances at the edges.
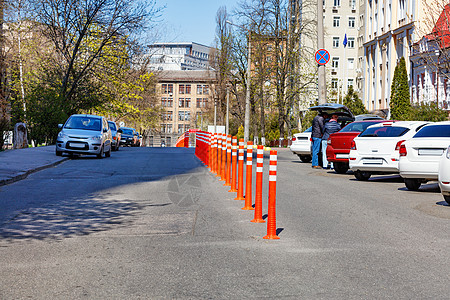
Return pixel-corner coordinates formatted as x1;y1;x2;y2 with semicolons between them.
108;122;116;131
64;116;101;131
360;126;409;137
413;125;450;138
340;121;382;133
121;129;134;135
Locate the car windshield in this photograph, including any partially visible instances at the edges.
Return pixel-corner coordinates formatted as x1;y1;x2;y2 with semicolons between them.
64;116;101;131
304;126;312;132
360;126;409;137
108;122;116;131
121;129;134;135
340;121;382;133
413;124;450;138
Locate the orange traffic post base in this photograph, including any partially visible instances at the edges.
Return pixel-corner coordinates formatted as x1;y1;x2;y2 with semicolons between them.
263;150;280;239
220;136;227;181
224;135;232;186
242;141;254;210
211;133;216;174
251;145;265;223
234;139;245;200
229;136;238;193
216;133;222;177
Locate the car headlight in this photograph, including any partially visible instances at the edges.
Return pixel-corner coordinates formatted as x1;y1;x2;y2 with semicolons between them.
58;132;68;139
90;135;103;141
447;146;450;159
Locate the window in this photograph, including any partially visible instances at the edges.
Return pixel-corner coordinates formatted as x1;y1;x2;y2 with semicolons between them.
178;124;184;133
348;17;355;28
331;78;338;89
333;0;340;6
162;111;173;121
349;0;356;9
333;37;340;48
197;84;209;95
179;85;185;94
333;16;340;27
360;126;410;137
196;98;208;108
348;58;355;69
167;124;172;134
179;84;191;94
348;37;355;48
161;97;173;107
413;125;450;138
332;57;339;68
185;84;191;94
179;98;185;107
185;98;191;108
347;78;354;88
178;111;190;121
162;84;173;94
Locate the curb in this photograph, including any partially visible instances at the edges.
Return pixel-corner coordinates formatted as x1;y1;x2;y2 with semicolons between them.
0;157;69;187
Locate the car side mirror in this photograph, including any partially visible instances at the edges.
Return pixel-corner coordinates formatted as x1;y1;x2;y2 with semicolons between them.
103;128;108;133
58;124;63;129
117;129;122;133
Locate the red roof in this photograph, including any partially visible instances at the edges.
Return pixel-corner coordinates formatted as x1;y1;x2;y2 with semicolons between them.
427;4;450;48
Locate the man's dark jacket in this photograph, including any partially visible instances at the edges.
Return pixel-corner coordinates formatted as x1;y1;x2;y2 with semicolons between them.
312;115;324;138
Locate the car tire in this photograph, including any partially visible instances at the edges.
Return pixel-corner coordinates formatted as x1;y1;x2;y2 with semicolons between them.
404;178;421;191
105;145;111;158
97;146;104;159
354;170;371;181
444;195;450;205
298;155;312;163
56;149;63;156
334;162;349;174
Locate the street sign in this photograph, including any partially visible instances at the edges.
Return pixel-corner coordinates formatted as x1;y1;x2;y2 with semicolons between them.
119;121;125;127
315;49;330;65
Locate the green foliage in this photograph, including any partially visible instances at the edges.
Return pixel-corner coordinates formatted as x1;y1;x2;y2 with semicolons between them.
300;109;317;132
409;102;449;121
236;125;244;140
390;57;412;120
343;86;368;116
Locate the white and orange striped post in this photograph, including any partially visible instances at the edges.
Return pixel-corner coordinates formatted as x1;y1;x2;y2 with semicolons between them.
251;145;265;223
224;135;232;186
234;139;245;200
229;136;238;193
242;141;254;210
211;133;216;173
263;150;280;239
221;135;227;181
216;134;222;177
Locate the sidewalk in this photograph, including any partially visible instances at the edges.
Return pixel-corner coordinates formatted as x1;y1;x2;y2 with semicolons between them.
0;146;68;186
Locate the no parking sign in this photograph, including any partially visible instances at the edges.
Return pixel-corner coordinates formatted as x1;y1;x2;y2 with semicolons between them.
315;49;330;65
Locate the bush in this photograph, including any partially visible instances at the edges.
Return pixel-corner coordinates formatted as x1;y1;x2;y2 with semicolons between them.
410;102;449;121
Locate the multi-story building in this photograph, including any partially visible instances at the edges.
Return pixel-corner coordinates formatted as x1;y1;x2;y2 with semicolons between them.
363;0;440;114
324;0;360;102
152;70;216;146
147;42;213;71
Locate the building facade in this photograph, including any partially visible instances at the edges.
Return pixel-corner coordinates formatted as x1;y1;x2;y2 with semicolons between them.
147;42;213;71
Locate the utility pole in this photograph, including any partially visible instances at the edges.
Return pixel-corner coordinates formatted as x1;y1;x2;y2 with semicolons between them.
317;0;326;104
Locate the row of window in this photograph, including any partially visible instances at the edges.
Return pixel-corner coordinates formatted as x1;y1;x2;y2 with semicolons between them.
331;57;355;69
161;98;209;108
333;36;355;48
161;124;191;134
327;0;356;8
331;78;354;89
332;16;356;28
162;84;209;95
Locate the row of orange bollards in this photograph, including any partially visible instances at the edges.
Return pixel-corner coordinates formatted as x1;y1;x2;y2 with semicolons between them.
200;132;279;240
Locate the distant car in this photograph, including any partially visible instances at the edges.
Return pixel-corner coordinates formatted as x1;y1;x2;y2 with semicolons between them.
119;127;139;147
349;121;429;181
399;121;450;191
107;121;121;151
438;145;450;205
290;126;312;162
326;120;390;174
56;114;112;158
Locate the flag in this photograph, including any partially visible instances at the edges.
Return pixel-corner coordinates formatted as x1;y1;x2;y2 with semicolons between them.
343;34;348;48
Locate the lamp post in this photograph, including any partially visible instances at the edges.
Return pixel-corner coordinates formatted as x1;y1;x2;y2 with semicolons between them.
226;20;251;142
226;84;230;135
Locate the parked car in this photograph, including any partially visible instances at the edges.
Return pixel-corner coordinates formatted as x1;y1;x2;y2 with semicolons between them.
56;114;112;158
119;127;139;147
399;121;450;190
349;121;429;181
107;121;121;151
438;145;450;205
290;126;312;162
326;119;390;174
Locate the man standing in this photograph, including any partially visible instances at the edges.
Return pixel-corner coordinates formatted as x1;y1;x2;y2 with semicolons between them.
321;113;341;169
311;111;328;169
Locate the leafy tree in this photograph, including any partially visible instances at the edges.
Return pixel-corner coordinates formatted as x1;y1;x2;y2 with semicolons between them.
343;85;368;116
410;102;448;121
390;57;412;120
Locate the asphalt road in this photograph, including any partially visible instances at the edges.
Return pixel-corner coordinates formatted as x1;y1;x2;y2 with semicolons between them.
0;147;449;299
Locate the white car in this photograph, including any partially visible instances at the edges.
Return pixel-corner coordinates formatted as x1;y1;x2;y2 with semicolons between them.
349;121;429;181
290;126;312;162
399;121;450;191
438;145;450;205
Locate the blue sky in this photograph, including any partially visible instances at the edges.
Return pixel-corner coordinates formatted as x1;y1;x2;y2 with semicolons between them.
158;0;240;47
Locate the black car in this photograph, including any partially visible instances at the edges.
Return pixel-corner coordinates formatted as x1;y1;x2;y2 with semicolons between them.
119;127;139;147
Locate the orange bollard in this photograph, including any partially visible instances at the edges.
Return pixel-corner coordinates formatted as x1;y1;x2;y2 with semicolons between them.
216;134;222;177
242;141;254;210
263;150;280;239
229;136;238;192
251;145;265;223
234;139;245;200
224;135;232;186
220;136;227;181
208;133;212;170
211;133;216;173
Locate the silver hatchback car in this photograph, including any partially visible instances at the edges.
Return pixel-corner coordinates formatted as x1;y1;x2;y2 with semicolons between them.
56;114;112;158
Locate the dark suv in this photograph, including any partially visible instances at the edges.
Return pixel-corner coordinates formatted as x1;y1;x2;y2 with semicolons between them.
119;127;139;147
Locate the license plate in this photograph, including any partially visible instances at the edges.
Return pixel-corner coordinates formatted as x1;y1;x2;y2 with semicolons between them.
418;149;444;156
363;158;383;165
335;154;349;159
69;143;85;148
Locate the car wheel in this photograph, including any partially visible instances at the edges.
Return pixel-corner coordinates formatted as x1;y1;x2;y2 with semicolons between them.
298;155;312;163
105;145;111;158
354;170;371;181
97;146;104;159
444;195;450;205
334;162;349;174
404;178;421;191
56;149;63;156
